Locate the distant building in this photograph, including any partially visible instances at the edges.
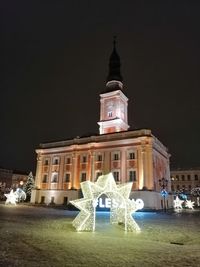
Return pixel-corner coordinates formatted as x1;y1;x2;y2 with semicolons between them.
32;39;173;210
0;167;29;200
0;167;13;193
171;168;200;194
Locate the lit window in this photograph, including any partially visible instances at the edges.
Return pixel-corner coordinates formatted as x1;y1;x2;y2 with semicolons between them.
65;173;70;183
129;171;136;182
113;171;119;182
51;173;58;183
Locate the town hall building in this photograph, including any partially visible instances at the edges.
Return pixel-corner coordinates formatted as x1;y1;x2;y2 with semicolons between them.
31;40;173;210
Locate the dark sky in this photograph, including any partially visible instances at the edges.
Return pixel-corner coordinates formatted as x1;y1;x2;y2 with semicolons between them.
1;1;200;173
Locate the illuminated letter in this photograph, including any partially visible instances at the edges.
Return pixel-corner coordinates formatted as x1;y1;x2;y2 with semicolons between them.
105;198;111;208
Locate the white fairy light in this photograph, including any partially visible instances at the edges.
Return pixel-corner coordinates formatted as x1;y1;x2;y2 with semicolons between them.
70;173;141;232
173;196;184;210
185;200;195;210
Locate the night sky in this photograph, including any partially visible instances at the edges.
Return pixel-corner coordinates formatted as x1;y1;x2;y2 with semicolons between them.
1;1;200;173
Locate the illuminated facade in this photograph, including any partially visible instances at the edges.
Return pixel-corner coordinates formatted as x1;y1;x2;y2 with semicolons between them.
31;40;172;209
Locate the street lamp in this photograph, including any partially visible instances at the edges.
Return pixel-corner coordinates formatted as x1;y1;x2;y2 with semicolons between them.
159;178;168;212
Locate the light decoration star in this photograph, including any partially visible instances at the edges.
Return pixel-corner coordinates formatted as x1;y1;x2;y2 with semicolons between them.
174;196;184;210
70;173;141;232
185;200;195;210
4;190;18;205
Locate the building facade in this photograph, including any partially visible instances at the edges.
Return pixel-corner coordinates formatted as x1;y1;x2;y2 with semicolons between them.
171;168;200;205
31;40;173;210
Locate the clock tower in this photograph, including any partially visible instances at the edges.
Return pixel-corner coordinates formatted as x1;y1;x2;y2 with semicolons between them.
98;38;129;135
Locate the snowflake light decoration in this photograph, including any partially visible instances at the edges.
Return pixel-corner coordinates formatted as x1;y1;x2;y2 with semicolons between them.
185;200;195;210
4;190;18;205
174;196;184;210
70;173;141;232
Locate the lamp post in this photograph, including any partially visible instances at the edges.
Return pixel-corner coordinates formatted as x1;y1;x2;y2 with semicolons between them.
159;178;168;212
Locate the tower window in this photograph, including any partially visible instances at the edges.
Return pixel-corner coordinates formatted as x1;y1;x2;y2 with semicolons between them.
129;171;136;182
108;111;112;117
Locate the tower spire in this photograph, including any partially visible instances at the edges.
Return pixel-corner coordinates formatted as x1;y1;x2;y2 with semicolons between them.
106;36;123;83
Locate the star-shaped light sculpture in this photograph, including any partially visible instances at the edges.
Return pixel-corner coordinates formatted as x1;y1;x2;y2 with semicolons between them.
70;173;141;232
185;200;195;210
174;196;184;210
4;190;18;205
